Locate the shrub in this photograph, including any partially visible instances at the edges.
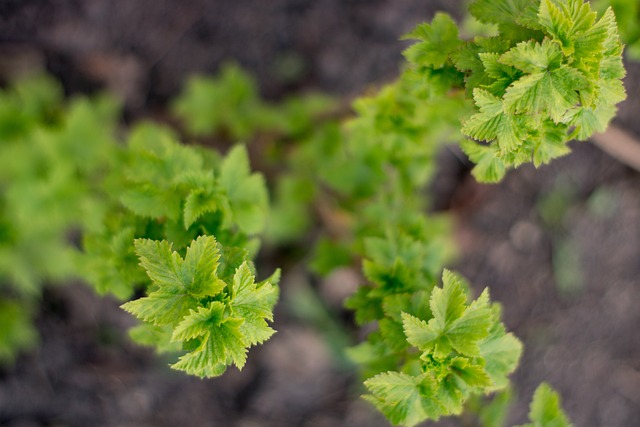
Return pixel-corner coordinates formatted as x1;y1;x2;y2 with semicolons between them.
0;0;626;425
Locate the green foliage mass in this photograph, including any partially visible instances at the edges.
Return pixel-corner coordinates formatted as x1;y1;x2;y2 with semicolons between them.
172;63;335;140
0;74;119;362
165;1;621;424
0;74;280;376
76;118;279;377
593;0;640;60
122;236;279;377
357;270;522;426
81;127;269;300
0;0;627;423
402;0;626;182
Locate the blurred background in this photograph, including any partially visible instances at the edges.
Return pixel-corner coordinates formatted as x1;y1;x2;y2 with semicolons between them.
1;1;640;426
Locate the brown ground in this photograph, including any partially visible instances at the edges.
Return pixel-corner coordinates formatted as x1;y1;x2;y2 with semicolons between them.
1;1;639;426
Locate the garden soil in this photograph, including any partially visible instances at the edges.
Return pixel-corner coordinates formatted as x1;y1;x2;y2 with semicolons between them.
1;1;639;426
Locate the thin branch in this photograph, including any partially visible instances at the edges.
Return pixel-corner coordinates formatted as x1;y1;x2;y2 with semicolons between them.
590;125;640;173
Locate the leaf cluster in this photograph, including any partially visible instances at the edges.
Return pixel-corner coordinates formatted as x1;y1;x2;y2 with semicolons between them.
122;236;279;377
172;63;335;140
593;0;640;60
354;270;522;426
81;125;268;299
0;75;119;362
0;72;281;375
402;0;626;182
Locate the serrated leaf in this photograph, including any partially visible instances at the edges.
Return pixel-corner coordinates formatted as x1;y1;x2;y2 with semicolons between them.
462;88;527;154
538;0;597;55
364;372;442;426
431;269;469;328
480;327;523;390
122;290;198;327
402;270;492;358
563;101;618;141
503;65;588;122
229;262;278;345
460;139;507;183
171;313;248;377
171;301;226;342
402;13;462;69
134;236;225;298
449;357;492;388
500;39;563;74
402;312;435;353
182;235;225;297
446;288;492;356
532;131;572;167
480;52;522;82
123;237;226;325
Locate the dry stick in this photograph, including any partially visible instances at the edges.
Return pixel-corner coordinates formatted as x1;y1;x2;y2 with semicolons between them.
590;125;640;173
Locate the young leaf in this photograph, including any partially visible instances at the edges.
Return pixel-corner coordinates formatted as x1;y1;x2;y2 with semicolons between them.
402;270;492;358
219;145;269;234
462;88;526;154
121;236;225;326
402;13;462;69
516;383;573;427
171;303;248;378
479;307;523;390
229;262;279;345
364;372;443;427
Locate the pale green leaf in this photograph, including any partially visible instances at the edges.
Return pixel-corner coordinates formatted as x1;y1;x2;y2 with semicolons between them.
402;13;462;69
182;235;225;297
447;288;492;356
449;357;492;388
128;323;182;354
229;262;279;345
503;65;587;122
171;316;247;377
538;0;597;55
402;312;437;352
462;88;526;153
219;145;269;234
133;239;183;290
402;270;492;358
480;307;523;390
460;139;507;183
364;372;442;426
499;39;563;74
171;302;226;342
122;290;198;327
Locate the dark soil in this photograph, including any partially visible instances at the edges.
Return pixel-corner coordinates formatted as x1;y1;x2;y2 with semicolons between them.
1;1;639;426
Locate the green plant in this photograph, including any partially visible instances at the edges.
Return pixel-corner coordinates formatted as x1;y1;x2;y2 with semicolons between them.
0;75;118;362
0;0;627;425
593;0;640;59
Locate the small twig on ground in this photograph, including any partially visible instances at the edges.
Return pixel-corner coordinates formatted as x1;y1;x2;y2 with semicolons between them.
591;125;640;173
